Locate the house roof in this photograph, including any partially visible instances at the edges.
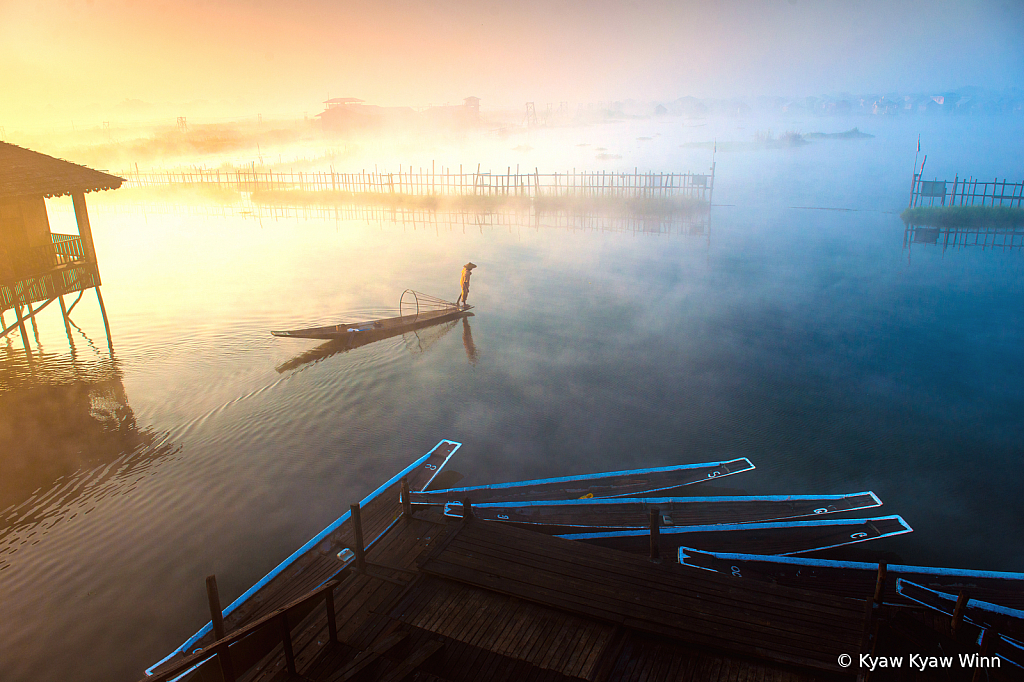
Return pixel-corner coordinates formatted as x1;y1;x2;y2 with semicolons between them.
324;97;364;104
0;142;124;200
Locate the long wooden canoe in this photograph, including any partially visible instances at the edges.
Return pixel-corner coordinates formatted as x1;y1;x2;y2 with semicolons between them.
559;515;912;557
272;306;471;341
443;491;882;533
897;579;1024;671
678;548;1024;610
408;457;755;506
146;439;460;677
897;578;1024;642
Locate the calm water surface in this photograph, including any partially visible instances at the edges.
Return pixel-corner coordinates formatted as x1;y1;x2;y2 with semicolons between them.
2;116;1023;681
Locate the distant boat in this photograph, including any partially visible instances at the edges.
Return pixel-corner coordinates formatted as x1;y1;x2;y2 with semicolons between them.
272;290;470;341
678;547;1024;610
560;515;912;556
409;458;756;506
443;491;882;533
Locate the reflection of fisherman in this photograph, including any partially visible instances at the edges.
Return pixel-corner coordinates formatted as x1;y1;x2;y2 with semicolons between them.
456;262;476;308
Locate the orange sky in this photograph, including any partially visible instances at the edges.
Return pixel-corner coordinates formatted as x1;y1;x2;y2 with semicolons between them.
1;0;1022;129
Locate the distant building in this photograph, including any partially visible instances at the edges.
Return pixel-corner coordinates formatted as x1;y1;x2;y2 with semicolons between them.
463;96;480;121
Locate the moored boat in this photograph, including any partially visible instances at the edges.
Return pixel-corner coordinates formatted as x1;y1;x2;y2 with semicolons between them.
272;290;470;341
408;457;755;506
897;578;1024;642
442;491;882;533
559;515;912;556
678;547;1024;610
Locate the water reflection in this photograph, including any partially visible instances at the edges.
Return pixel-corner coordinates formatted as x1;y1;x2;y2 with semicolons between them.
904;223;1024;252
0;343;177;564
80;199;713;239
462;317;479;365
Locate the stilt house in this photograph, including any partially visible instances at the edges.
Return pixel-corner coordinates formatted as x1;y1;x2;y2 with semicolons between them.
0;142;123;344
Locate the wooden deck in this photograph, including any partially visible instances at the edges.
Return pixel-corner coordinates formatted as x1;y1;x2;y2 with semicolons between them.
202;510;867;682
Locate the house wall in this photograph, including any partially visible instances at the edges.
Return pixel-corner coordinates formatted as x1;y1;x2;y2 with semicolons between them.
0;196;53;282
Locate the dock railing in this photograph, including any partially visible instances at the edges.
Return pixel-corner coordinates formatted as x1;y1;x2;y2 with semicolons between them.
142;578;342;682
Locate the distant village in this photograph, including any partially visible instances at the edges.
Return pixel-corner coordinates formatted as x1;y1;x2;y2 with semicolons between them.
588;87;1024;119
308;87;1024;135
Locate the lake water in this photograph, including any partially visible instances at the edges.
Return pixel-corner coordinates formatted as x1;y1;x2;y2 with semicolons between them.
2;114;1023;681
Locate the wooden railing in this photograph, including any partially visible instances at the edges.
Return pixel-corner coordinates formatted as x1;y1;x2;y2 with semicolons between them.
142;578;342;682
3;234;86;282
124;166;715;201
910;174;1024;208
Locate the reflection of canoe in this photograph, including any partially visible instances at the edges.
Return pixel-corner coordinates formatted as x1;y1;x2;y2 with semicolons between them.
275;315;468;373
408;458;755;506
677;548;1024;610
442;491;882;534
560;515;913;556
272;306;471;340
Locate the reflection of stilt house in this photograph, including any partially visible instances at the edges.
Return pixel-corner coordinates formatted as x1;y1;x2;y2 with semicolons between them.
0;142;123;349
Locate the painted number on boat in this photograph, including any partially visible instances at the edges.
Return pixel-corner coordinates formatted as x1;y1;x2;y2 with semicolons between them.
497;514;509;520
813;508;828;514
707;471;721;478
424;464;437;470
850;532;868;539
731;566;742;577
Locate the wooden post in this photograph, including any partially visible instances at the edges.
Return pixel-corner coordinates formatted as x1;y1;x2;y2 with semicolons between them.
279;612;297;674
325;587;338;643
14;303;30;355
462;498;473;522
951;590;969;637
350;503;366;572
971;629;995;682
401;477;412;521
872;562;887;607
214;641;236;682
649;508;661;562
72;192;99;275
206;575;226;641
95;287;112;349
57;294;73;343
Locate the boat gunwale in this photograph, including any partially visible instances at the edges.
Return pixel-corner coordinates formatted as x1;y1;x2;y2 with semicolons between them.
559;514;912;540
445;491;882;510
559;515;913;556
410;457;756;499
441;492;883;529
676;548;1024;581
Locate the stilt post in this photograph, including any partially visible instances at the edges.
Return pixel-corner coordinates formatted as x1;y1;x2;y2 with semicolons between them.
95;287;112;349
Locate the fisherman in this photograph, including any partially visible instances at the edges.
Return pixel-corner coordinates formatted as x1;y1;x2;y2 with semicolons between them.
456;262;476;308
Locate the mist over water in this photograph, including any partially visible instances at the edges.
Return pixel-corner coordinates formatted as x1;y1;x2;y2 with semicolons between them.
2;112;1023;681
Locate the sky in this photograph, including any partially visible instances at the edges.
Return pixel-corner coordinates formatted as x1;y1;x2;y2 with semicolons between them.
1;0;1022;128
